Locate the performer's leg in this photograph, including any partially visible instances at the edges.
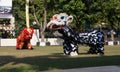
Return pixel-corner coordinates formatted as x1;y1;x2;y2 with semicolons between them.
19;42;24;49
97;44;104;55
70;43;78;56
97;32;104;55
27;42;33;50
16;42;20;49
16;38;21;49
63;41;70;55
16;35;24;49
87;45;97;54
88;47;97;54
63;40;79;56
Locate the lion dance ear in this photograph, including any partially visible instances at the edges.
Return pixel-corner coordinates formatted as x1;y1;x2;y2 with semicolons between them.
47;14;58;28
66;15;73;25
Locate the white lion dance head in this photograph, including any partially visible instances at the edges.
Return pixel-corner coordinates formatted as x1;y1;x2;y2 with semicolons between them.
47;13;73;30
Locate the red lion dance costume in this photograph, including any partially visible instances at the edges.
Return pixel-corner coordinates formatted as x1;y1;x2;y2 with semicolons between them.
16;28;34;50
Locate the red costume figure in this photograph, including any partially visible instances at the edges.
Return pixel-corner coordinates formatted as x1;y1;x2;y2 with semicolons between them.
16;27;34;50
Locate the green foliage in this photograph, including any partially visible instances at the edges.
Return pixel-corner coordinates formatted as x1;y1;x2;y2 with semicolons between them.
12;0;120;37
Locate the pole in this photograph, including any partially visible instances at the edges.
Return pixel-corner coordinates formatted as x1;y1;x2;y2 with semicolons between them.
26;0;30;28
0;37;1;47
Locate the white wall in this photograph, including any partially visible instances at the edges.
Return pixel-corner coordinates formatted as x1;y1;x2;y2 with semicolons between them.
0;36;119;46
1;39;16;46
0;30;64;46
0;38;63;46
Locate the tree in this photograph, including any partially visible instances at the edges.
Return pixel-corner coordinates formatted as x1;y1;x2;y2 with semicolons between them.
12;0;26;36
12;0;120;39
30;0;47;42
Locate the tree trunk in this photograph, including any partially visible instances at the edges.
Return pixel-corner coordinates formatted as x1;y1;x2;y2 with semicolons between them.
41;31;45;42
110;21;114;41
110;30;114;41
32;0;47;42
41;0;47;42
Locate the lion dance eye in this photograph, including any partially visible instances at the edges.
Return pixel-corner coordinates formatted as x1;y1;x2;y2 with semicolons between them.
61;16;64;19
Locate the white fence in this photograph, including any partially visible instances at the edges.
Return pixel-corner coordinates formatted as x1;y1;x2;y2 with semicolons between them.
0;33;120;46
0;38;120;46
1;29;119;46
0;38;63;46
0;31;64;46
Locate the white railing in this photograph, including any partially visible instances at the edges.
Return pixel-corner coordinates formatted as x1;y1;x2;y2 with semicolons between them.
0;34;120;46
0;38;64;46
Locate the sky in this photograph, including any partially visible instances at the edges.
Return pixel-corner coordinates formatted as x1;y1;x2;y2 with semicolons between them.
0;0;12;7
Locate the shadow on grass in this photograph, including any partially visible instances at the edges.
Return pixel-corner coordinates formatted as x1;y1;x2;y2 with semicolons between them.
0;54;120;72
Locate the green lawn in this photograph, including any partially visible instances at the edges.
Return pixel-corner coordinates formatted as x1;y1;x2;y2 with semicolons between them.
0;45;120;72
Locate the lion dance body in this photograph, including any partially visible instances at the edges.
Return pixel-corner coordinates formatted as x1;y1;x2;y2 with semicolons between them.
16;27;34;50
47;13;104;56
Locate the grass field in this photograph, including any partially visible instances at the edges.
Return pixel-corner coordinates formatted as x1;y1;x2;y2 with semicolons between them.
0;45;120;72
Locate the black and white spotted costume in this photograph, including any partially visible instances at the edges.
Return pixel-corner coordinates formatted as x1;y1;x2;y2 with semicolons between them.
76;30;104;54
57;25;78;55
47;13;104;56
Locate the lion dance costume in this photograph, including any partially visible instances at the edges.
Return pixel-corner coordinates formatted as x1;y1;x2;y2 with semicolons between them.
16;27;34;50
47;13;104;56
